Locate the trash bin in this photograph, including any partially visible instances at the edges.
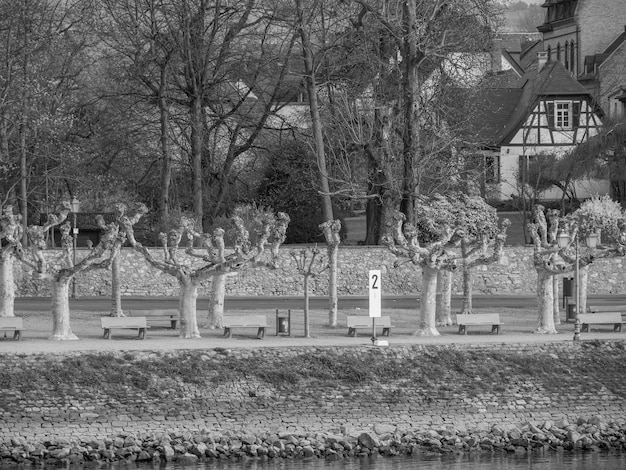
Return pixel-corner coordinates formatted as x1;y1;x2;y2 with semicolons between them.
563;277;574;297
566;303;578;322
562;277;573;308
275;309;291;336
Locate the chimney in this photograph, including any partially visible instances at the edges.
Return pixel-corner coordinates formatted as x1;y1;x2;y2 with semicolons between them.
537;51;548;72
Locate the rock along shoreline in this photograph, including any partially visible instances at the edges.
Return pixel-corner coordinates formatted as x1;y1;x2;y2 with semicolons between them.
3;342;626;467
2;417;626;467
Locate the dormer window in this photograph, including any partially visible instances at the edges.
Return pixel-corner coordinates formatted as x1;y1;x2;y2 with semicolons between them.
546;100;581;130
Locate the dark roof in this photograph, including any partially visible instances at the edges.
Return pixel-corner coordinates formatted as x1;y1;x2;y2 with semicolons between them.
470;88;523;146
501;49;525;77
530;60;590;96
470;58;593;147
500;33;542;55
519;40;544;71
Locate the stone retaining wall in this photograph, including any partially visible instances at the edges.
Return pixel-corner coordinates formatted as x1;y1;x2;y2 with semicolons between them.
1;342;625;446
12;246;626;298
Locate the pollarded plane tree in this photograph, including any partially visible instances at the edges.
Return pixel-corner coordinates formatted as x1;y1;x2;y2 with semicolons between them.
557;195;626;315
204;205;290;330
434;195;509;325
527;205;572;334
290;244;329;338
383;194;464;336
455;195;510;317
0;204;23;318
123;207;290;339
19;202;145;340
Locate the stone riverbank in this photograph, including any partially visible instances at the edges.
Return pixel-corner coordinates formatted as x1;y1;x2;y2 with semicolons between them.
1;341;626;466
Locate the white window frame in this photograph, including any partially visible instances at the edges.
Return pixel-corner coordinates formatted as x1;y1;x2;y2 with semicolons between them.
554;101;572;130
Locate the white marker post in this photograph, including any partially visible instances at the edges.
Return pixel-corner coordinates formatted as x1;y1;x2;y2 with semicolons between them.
369;270;387;346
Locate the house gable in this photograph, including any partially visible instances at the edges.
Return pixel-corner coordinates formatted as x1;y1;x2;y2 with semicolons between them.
506;96;601;148
499;59;602;147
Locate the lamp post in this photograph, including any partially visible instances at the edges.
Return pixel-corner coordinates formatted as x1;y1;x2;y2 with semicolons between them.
70;197;80;298
557;229;598;336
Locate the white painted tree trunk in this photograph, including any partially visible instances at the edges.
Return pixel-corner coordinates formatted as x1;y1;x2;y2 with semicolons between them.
328;244;338;327
304;274;310;338
460;243;473;314
0;256;15;318
414;265;440;336
535;270;557;334
207;273;226;329
436;270;452;326
580;265;589;314
50;276;79;340
179;279;200;338
110;255;124;316
552;275;561;325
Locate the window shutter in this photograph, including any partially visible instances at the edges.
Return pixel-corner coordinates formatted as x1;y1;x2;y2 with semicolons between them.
573;102;581;127
546;102;555;129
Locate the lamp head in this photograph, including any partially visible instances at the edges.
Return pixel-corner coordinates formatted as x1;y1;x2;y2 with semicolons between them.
70;197;81;213
557;232;569;249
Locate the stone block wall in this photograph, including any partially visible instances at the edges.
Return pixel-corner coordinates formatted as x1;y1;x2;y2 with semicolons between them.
12;245;626;298
1;343;626;445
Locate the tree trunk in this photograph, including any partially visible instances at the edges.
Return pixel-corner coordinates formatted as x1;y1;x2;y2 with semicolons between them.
19;117;28;245
552;275;561;325
436;269;452;326
399;0;420;223
414;265;440;336
207;273;226;329
0;256;15;318
535;270;557;334
579;265;589;314
298;8;337;327
179;278;200;338
190;95;204;228
304;274;310;338
158;64;172;225
327;243;338;327
110;254;124;317
50;276;78;340
460;243;473;314
364;108;390;245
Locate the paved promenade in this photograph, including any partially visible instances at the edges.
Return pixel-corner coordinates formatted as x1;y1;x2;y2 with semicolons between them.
3;295;626;354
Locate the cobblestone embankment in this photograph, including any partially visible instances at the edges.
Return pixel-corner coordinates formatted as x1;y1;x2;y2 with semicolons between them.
1;341;626;466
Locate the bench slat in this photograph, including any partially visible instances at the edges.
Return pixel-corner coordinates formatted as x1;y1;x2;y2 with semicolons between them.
100;316;148;340
128;310;178;329
0;317;23;340
577;313;623;332
587;305;626;313
345;316;392;337
456;314;502;335
223;315;267;339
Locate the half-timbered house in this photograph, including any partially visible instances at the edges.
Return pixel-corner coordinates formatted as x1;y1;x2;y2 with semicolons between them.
471;51;606;202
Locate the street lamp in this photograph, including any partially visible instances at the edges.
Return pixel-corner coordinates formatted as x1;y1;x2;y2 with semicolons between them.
70;197;81;298
557;230;599;323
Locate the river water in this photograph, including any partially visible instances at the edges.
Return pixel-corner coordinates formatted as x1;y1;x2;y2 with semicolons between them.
133;452;626;470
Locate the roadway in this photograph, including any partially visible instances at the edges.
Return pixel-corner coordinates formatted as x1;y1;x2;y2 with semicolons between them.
14;294;626;312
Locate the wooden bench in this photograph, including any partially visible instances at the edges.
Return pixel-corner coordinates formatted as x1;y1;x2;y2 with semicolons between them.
223;315;267;339
128;309;178;329
346;316;392;337
577;313;623;332
101;316;149;340
456;314;503;335
587;305;626;314
0;317;23;341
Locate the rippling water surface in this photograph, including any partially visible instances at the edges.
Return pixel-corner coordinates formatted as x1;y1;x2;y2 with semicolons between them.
132;452;626;470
